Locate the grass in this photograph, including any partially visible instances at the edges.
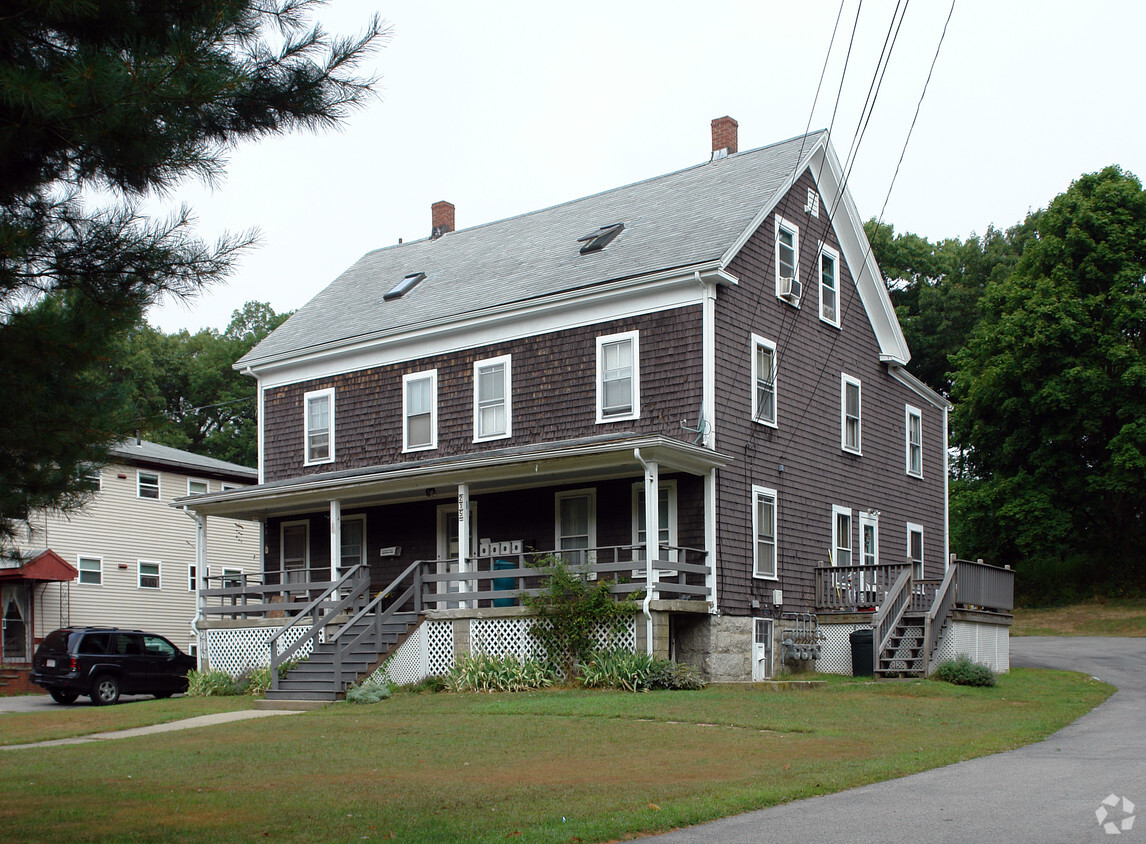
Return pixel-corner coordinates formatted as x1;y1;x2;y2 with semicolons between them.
1011;597;1146;637
0;669;1112;843
0;696;255;746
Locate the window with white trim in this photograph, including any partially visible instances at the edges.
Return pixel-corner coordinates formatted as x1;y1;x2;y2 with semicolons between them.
819;244;840;326
188;479;209;495
752;486;778;580
403;370;437;452
775;215;801;304
138;471;160;500
138;560;160;589
907;523;924;580
474;355;511;441
304;388;335;465
81;468;101;491
189;564;198;591
631;481;677;576
78;556;101;586
906;405;923;477
340;516;366;571
596;331;640;422
281;521;309;585
751;334;777;427
841;374;862;454
555;489;596;566
832;505;852;567
860;510;879;567
222;568;243;589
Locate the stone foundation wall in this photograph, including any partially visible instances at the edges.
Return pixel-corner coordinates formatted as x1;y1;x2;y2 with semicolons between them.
675;613;753;682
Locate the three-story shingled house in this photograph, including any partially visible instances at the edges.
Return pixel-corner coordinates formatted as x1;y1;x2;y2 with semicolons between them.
184;118;1012;697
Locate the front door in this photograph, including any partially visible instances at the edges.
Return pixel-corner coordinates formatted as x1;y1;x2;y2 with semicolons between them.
752;618;774;681
1;585;29;662
436;503;477;609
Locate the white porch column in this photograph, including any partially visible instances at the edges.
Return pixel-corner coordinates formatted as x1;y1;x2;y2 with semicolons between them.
704;467;718;611
642;459;659;657
329;499;341;583
192;510;207;670
457;484;470;609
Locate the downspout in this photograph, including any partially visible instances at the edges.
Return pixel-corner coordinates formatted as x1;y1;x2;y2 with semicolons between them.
241;365;263;485
943;404;950;569
634;449;657;656
182;506;208;670
697;271;717;450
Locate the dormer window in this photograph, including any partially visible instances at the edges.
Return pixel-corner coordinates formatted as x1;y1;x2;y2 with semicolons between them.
577;223;624;254
383;271;426;301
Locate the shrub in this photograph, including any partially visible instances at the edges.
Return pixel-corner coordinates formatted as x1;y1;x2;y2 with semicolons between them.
581;649;706;692
186;669;240;697
446;653;556;693
931;654;996;687
403;675;448;694
345;679;393;704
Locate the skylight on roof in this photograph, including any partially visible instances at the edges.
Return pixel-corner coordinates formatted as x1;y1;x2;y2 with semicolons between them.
383;271;426;301
577;223;624;254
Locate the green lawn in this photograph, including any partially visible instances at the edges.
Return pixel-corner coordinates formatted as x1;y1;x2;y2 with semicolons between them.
1011;597;1146;637
0;670;1112;843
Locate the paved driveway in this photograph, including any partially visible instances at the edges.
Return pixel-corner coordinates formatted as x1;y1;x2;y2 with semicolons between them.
651;637;1145;843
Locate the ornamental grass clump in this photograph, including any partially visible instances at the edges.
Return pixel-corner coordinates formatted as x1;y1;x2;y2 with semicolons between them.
185;669;240;697
931;654;997;687
446;653;556;693
581;649;706;692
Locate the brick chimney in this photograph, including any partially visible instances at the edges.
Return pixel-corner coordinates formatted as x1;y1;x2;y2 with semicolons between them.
711;116;738;159
431;201;455;239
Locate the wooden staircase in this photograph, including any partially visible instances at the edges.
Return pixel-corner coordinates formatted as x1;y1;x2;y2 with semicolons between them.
265;612;419;702
875;614;927;677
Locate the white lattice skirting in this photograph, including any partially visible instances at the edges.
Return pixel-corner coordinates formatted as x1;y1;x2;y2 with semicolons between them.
201;625;320;678
930;620;1010;673
816;622;872;676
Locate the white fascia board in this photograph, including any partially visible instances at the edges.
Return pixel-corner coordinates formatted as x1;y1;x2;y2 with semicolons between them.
245;262;727;390
887;363;952;411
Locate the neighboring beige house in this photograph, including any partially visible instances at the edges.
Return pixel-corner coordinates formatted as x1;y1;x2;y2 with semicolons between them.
4;440;258;663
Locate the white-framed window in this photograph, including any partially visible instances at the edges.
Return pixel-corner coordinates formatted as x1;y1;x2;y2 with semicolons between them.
841;374;862;454
631;481;677;576
304;387;335;465
78;556;101;586
187;479;209;495
751;334;777;427
281;521;309;585
860;510;879;567
474;355;512;441
596;331;640;422
340;515;366;570
138;560;160;589
819;243;840;327
403;370;438;452
752;485;779;580
555;488;596;566
222;568;243;589
832;505;852;567
775;214;801;304
81;468;101;491
188;564;198;591
907;523;925;580
906;404;923;478
138;471;160;500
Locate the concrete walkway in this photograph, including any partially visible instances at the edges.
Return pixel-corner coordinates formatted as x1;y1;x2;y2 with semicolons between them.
0;707;301;751
650;637;1145;843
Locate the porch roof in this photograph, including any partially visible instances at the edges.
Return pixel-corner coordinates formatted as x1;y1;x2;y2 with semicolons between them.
175;433;730;521
0;549;78;582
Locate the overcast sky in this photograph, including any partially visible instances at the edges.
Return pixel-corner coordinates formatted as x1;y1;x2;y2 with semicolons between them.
147;0;1146;334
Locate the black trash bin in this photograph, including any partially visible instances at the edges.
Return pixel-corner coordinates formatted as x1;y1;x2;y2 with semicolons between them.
850;628;874;677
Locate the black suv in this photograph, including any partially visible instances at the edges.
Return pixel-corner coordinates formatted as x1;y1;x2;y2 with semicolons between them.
31;628;197;705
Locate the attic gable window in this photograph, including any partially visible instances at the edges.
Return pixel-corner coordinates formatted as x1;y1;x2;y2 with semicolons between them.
577;223;624;254
383;272;426;301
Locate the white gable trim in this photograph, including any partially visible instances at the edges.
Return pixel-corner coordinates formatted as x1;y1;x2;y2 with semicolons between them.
720;132;910;366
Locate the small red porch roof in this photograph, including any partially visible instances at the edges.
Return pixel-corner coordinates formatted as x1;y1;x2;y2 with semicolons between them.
0;549;78;582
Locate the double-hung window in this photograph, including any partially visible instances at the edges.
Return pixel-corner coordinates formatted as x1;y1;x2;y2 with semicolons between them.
907;523;925;579
474;355;511;441
632;481;677;576
819;244;840;327
555;489;596;567
841;374;862;454
78;556;102;586
832;505;852;567
906;405;923;477
752;486;778;579
138;561;160;589
403;370;437;452
188;479;209;495
775;215;801;303
138;471;160;500
751;334;777;427
596;331;640;422
340;516;366;571
304;388;335;465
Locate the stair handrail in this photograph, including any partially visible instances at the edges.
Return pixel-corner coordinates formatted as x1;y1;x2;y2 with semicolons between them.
269;565;368;691
924;562;958;673
871;565;913;672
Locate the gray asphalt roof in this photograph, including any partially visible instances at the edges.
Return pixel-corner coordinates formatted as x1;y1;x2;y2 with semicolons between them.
239;131;826;367
110;440;257;480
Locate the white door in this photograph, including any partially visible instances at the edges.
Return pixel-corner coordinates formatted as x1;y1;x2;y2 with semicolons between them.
752;618;774;681
436;503;477;609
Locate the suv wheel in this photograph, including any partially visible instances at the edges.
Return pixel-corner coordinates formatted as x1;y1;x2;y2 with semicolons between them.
49;690;79;705
91;674;121;706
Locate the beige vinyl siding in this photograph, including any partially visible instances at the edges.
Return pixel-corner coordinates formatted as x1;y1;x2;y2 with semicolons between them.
28;461;259;652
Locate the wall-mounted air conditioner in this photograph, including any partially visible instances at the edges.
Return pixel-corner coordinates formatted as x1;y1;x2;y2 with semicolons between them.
779;276;801;302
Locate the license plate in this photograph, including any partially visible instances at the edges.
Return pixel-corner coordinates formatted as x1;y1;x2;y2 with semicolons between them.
46;658;55;668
